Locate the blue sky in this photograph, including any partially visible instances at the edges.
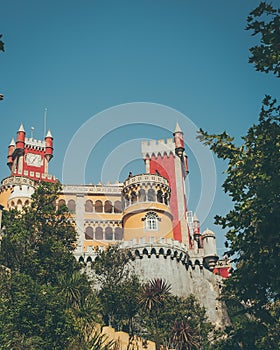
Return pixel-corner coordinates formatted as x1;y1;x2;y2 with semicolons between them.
1;0;279;253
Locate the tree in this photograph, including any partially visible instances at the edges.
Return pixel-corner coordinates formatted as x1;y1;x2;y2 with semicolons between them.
246;2;280;77
0;182;105;349
140;292;213;350
92;245;141;334
139;278;171;350
198;96;280;349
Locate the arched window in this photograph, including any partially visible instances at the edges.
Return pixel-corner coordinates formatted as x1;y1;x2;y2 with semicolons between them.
85;227;94;240
25;200;30;206
58;199;66;208
67;200;76;214
147;189;155;202
115;227;123;240
104;200;113;213
164;192;169;205
17;199;22;211
124;195;130;207
85;200;93;213
95;227;103;240
114;200;122;213
131;191;137;204
95;200;103;213
145;212;159;231
105;227;113;240
138;189;146;202
157;190;163;203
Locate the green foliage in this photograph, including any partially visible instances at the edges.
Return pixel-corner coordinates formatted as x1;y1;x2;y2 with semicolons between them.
139;278;171;350
92;245;141;333
139;278;171;313
140;292;213;350
0;182;105;349
246;2;280;77
198;96;280;349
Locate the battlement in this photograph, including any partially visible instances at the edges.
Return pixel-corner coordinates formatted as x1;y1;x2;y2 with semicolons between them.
1;175;36;189
25;137;46;150
123;173;169;188
141;138;175;158
75;237;189;266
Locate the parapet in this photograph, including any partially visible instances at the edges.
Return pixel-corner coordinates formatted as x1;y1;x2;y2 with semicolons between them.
141;138;175;158
25;137;46;150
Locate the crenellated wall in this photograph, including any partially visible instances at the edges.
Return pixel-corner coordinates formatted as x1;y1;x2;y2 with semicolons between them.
75;237;229;327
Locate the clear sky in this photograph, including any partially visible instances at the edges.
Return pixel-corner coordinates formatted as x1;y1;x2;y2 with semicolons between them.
1;0;279;254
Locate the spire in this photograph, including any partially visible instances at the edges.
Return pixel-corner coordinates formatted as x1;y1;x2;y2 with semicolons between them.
173;122;185;158
9;137;15;146
18;123;25;132
174;122;183;133
45;129;52;138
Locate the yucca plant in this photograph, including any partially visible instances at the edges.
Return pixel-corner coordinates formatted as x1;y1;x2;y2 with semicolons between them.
139;278;171;350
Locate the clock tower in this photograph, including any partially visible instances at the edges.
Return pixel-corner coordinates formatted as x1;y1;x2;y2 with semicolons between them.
7;123;55;182
1;123;56;210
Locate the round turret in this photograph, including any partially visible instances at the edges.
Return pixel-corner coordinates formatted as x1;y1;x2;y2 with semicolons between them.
8;184;35;210
45;129;53;161
202;228;218;270
7;138;15;170
122;174;173;241
16;123;25;150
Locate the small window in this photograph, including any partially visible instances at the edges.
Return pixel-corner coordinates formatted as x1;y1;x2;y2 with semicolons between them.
114;200;122;213
157;190;163;203
85;227;94;240
85;200;93;213
138;189;146;202
115;227;123;240
145;212;159;231
95;200;103;213
67;200;76;214
147;189;155;202
105;227;113;240
95;227;103;240
104;200;113;213
131;191;137;204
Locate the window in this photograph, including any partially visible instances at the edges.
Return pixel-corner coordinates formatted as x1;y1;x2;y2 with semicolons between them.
145;212;159;231
131;191;137;204
147;189;155;202
95;200;103;213
104;200;113;213
67;200;76;214
85;227;94;240
115;227;123;240
85;200;93;212
105;227;113;240
157;190;163;203
114;200;122;213
138;189;146;202
95;227;103;240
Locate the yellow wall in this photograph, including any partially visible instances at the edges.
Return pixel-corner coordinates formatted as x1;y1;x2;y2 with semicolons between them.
0;187;12;209
102;326;157;350
123;203;174;241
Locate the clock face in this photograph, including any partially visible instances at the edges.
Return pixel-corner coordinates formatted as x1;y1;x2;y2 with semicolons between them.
25;153;42;167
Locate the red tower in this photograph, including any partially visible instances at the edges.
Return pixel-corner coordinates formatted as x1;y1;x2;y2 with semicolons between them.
141;123;190;245
7;124;55;182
